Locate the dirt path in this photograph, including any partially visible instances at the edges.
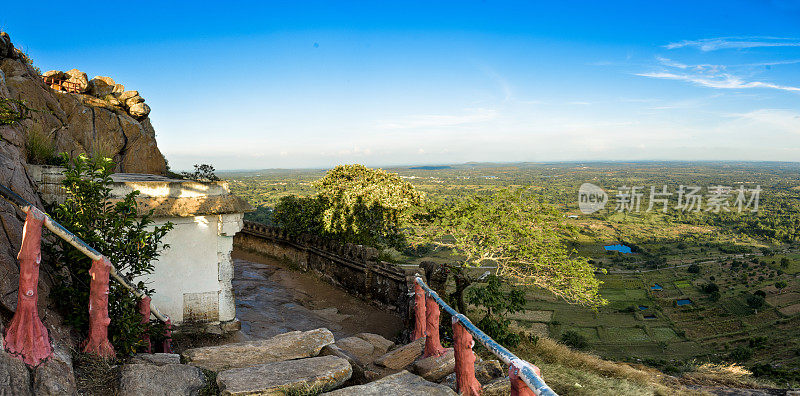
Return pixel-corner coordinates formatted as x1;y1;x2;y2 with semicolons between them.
231;250;404;341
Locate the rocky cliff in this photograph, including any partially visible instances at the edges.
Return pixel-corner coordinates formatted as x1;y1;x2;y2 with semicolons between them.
0;31;167;322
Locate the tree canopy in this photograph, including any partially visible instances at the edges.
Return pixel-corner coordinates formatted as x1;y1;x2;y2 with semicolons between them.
413;187;606;308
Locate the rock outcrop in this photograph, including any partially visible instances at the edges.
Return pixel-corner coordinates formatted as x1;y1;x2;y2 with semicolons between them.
0;31;168;322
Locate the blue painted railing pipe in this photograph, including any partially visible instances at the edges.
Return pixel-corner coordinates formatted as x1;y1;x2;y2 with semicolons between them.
415;276;558;396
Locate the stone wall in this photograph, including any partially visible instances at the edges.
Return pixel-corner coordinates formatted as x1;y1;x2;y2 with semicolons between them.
234;221;418;319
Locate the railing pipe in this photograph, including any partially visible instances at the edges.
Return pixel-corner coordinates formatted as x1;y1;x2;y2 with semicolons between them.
0;183;170;323
414;276;557;396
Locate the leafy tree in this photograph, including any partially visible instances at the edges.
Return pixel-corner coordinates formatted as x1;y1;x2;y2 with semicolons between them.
272;195;325;237
466;274;525;347
780;257;790;269
775;281;788;294
746;295;765;310
181;163;219;182
701;283;719;294
413;188;606;313
46;154;173;356
687;263;701;273
312;164;424;248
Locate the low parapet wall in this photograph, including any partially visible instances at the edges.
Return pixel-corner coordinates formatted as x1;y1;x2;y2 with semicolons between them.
234;221;417;318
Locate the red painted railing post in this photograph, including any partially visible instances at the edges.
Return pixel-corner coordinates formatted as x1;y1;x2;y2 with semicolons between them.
162;319;173;353
423;295;446;357
138;296;152;353
510;363;540;396
3;209;53;366
452;317;481;396
412;282;426;340
83;257;115;358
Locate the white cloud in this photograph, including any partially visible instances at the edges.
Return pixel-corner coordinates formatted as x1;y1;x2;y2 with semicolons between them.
375;108;498;129
637;72;800;93
666;37;800;51
728;109;800;133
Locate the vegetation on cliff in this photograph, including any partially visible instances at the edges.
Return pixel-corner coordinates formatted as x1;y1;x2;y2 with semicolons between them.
46;154;173;355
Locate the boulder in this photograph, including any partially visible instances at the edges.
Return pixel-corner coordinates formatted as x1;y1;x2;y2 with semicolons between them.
64;69;88;92
103;94;121;107
87;76;115;97
119;363;208;396
117;90;138;102
0;351;33;395
475;359;504;384
216;355;352;396
129;102;151;119
335;336;374;364
42;70;66;80
374;337;425;370
124;94;144;108
112;83;125;94
0;32;12;58
33;357;77;395
324;370;456;396
481;377;511;396
413;349;455;382
183;328;335;372
355;333;394;355
320;344;365;383
130;353;181;366
440;360;504;392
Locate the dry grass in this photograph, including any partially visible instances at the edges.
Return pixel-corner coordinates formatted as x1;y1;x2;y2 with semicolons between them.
73;353;121;396
681;363;773;389
516;337;701;395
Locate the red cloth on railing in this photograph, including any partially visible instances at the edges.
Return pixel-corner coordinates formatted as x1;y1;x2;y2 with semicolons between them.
138;296;152;353
3;208;53;366
423;295;446;357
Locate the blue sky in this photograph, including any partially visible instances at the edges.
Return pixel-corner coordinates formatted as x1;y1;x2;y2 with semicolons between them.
2;1;799;169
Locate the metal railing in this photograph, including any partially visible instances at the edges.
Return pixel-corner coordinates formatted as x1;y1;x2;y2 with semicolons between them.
0;184;171;365
415;276;558;396
42;76;82;93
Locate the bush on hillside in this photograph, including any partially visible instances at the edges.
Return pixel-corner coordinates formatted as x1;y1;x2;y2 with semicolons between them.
46;154;173;356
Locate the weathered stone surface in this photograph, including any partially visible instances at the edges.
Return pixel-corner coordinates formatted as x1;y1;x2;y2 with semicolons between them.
33;357;77;395
117;90;138;102
324;370;456;396
413;349;455;382
119;363;207;396
336;336;375;363
481;377;511;396
0;351;33;395
88;76;115;97
130;353;182;366
42;70;66;80
64;69;88;92
125;94;145;107
0;32;13;58
374;337;425;370
320;344;365;383
217;355;352;396
112;83;125;94
129;102;151;119
476;359;504;384
183;328;335;371
355;333;394;355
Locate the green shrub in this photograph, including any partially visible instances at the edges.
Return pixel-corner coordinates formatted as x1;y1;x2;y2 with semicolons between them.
466;274;525;347
25;124;59;165
560;330;589;350
46;154;173;356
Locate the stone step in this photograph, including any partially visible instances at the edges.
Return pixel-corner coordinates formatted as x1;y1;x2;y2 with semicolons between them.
119;363;208;396
217;355;352;396
182;328;334;371
413;349;455;382
323;370;456;395
373;337;425;370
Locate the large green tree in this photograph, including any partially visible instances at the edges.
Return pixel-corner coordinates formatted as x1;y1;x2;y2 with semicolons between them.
413;187;606;313
309;164;424;247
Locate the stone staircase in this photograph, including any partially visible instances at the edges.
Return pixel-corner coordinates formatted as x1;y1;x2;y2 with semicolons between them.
117;327;511;395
